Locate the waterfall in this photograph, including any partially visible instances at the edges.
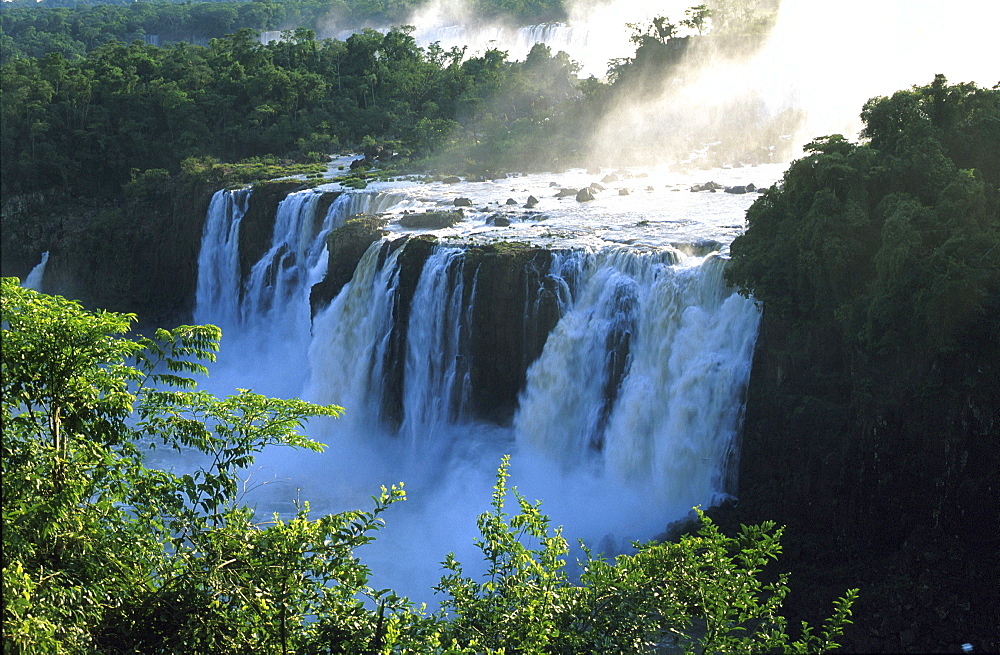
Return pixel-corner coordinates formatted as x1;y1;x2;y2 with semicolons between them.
195;188;250;328
22;251;49;291
301;241;759;514
193;182;762;596
192;188;406;396
410;22;625;77
519;251;759;507
399;247;471;454
307;241;404;429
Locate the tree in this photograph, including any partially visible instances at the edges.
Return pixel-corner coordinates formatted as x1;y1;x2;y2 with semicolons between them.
436;456;858;653
682;4;712;35
0;278;407;653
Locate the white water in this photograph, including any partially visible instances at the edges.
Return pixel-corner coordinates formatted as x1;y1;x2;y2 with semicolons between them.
22;251;49;291
194;188;406;397
193;172;763;600
195;189;251;328
399;247;471;454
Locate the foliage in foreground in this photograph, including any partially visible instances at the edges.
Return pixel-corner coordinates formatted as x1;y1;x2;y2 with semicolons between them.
2;277;857;653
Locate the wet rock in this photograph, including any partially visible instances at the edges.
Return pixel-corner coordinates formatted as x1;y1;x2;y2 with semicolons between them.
555;188;578;198
724;185;750;194
454;197;473;207
576;187;596;202
487;213;511;227
619;188;630;196
399;209;464;229
349;157;368;170
601;173;620;183
525;195;539;208
442;176;462;184
506;198;518;205
589;182;606;191
690;181;723;192
310;214;389;313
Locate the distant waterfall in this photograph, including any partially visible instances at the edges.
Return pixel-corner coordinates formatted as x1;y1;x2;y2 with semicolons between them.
22;251;49;291
411;22;619;76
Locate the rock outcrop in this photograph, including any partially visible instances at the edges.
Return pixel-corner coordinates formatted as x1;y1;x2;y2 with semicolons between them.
309;214;389;313
398;210;464;229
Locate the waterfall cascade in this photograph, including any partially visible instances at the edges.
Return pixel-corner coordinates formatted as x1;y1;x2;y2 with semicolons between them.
22;251;49;291
193;178;762;599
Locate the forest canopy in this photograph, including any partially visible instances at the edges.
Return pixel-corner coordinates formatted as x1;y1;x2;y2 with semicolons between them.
727;74;999;425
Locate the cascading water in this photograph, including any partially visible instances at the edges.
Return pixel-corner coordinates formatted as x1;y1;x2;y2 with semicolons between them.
195;189;251;328
306;241;405;433
22;251;49;291
399;247;471;455
513;249;760;542
232;228;760;598
193;188;406;397
187;155;781;600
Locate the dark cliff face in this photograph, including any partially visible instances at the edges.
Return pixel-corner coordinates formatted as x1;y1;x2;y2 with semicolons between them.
1;178;216;329
734;306;1000;653
462;244;558;423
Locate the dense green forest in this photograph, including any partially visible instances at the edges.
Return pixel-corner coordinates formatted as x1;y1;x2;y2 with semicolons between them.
1;0;777;201
0;0;566;62
2;277;858;652
726;75;1000;652
0;25;592;197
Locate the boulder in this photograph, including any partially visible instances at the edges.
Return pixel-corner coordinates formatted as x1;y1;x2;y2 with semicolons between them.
589;182;606;191
724;185;749;194
487;213;512;227
349;157;368;170
505;198;518;205
454;197;473;207
690;181;723;192
555;188;578;198
310;214;389;313
442;176;462;184
576;187;595;202
619;188;630;196
399;209;464;229
525;195;539;208
601;173;620;183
